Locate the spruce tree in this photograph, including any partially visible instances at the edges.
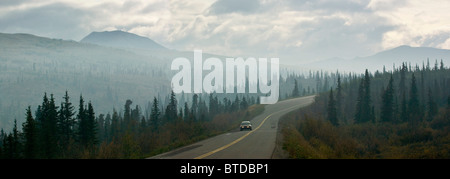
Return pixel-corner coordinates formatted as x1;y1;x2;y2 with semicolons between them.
232;95;240;112
12;120;21;159
23;106;37;159
381;75;394;122
184;102;190;121
110;109;120;141
3;133;14;158
408;74;421;125
97;114;105;143
165;90;178;123
78;99;98;149
292;79;300;97
86;102;97;147
399;63;407;96
354;80;364;124
209;93;218;115
40;93;59;158
327;88;338;126
362;69;373;123
150;97;160;131
77;95;88;148
124;99;133;131
191;94;198;117
104;113;111;142
354;69;373;123
336;75;342;120
241;96;249;110
130;105;140;133
58;91;75;151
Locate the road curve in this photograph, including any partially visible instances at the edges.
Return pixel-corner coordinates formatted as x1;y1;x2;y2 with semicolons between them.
148;95;315;159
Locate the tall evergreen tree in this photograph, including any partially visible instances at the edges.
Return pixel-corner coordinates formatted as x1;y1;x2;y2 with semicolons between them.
354;80;364;124
40;93;59;159
123;99;133;131
354;69;373;124
22;106;37;159
184;102;190;121
232;95;240;112
399;63;407;96
130;105;141;133
336;75;342;119
327;88;338;126
198;97;208;121
165;90;178;123
77;95;88;147
150;97;161;131
110;109;120;141
381;75;395;122
86;102;97;147
191;94;199;117
10;120;21;159
362;69;373;123
292;79;300;97
209;93;218;115
2;133;14;158
78;99;97;149
103;113;111;142
58;91;75;151
241;96;249;110
408;74;421;125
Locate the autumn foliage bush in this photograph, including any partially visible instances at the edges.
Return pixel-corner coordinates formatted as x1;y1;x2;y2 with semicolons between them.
281;104;450;159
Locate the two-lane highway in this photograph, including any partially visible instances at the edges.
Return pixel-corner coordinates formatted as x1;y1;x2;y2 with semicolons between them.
148;95;315;159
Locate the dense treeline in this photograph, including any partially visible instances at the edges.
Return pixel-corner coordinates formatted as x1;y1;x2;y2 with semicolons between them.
0;90;263;159
282;60;450;158
279;69;343;100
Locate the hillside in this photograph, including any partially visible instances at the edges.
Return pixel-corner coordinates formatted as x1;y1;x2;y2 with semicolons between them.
80;30;167;50
0;33;171;129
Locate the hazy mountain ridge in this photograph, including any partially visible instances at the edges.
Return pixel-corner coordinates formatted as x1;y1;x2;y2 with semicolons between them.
0;32;171;129
305;45;450;73
80;30;167;50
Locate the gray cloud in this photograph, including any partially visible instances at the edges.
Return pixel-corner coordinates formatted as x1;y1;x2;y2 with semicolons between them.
0;0;28;6
207;0;261;15
294;15;395;60
286;0;372;13
0;0;449;65
0;3;93;40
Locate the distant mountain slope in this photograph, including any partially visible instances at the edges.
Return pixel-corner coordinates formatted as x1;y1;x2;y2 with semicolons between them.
80;30;167;50
0;32;171;129
356;45;450;69
305;45;450;73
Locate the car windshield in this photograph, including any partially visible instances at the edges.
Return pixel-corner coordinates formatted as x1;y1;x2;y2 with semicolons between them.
241;121;251;125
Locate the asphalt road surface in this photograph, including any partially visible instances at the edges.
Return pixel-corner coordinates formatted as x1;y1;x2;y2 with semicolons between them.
148;95;315;159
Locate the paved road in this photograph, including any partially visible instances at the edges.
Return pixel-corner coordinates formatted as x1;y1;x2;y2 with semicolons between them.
148;95;315;159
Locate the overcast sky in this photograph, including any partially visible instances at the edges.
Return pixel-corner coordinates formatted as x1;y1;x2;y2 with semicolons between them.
1;0;450;64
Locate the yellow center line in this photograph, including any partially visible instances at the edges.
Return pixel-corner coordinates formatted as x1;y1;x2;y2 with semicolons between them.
194;103;303;159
